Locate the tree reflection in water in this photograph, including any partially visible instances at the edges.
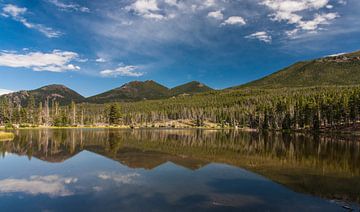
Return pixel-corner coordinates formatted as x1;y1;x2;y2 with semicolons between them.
1;129;359;203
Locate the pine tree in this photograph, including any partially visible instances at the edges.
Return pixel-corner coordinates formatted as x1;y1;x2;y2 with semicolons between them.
108;104;121;125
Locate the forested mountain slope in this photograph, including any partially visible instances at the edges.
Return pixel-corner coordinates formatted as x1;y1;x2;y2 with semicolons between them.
237;51;360;88
86;80;170;103
0;84;85;106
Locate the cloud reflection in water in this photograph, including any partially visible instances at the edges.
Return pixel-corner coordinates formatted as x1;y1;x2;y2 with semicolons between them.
0;175;77;197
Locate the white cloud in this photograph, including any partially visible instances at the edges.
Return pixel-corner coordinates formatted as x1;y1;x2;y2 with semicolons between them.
325;52;347;57
0;89;13;96
2;4;62;38
98;172;140;184
125;0;167;20
48;0;90;12
299;12;339;31
208;10;223;20
100;65;144;77
338;0;347;5
0;50;80;72
221;16;246;26
2;4;27;17
188;0;217;11
261;0;330;14
96;58;106;63
246;31;272;43
77;58;88;63
261;0;340;36
0;175;77;197
285;28;299;37
202;0;217;8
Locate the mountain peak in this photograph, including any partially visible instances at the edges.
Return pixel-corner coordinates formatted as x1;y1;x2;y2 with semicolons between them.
189;81;206;87
88;80;169;103
170;81;213;96
39;84;70;90
0;84;84;106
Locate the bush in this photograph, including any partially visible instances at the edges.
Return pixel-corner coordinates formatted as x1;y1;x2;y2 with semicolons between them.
5;123;14;130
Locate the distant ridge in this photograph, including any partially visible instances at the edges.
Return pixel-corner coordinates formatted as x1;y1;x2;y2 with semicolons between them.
0;81;214;106
236;50;360;89
87;80;213;103
0;84;85;106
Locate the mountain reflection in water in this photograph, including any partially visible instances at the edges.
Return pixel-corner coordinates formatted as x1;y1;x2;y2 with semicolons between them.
0;129;359;211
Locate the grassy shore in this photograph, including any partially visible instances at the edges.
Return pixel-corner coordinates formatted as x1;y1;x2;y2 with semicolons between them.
0;132;15;141
0;120;235;130
1;121;360;134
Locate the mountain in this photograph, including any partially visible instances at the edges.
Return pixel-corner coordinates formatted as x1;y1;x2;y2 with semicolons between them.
87;80;213;103
238;50;360;89
1;81;214;105
0;84;85;106
169;81;213;96
87;80;170;103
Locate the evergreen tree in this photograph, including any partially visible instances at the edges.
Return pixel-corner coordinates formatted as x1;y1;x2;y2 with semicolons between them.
108;104;121;125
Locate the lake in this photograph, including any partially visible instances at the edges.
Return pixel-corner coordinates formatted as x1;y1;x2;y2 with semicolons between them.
0;129;359;211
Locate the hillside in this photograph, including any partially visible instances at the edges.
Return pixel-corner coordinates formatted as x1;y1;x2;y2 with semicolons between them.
0;84;85;106
169;81;213;96
238;50;360;88
87;80;213;103
86;80;170;103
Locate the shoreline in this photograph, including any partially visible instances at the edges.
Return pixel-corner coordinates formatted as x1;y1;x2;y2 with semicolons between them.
1;125;360;136
0;125;244;131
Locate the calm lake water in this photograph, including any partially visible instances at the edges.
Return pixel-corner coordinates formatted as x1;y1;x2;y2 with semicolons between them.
0;129;359;211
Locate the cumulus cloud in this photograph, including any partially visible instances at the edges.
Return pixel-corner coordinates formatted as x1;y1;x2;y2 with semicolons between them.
0;89;13;96
245;31;272;43
221;16;246;26
1;4;62;38
207;10;223;20
125;0;168;20
0;50;80;72
98;172;140;184
261;0;340;36
100;65;144;77
124;0;223;20
48;0;90;13
0;175;77;197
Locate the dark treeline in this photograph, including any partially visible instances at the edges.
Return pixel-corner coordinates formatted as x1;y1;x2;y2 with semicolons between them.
1;86;360;130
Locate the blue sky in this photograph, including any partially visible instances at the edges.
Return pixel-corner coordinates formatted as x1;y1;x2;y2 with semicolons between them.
0;0;360;97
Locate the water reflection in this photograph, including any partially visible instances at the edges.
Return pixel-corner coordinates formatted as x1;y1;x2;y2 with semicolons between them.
0;175;77;196
0;129;359;211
